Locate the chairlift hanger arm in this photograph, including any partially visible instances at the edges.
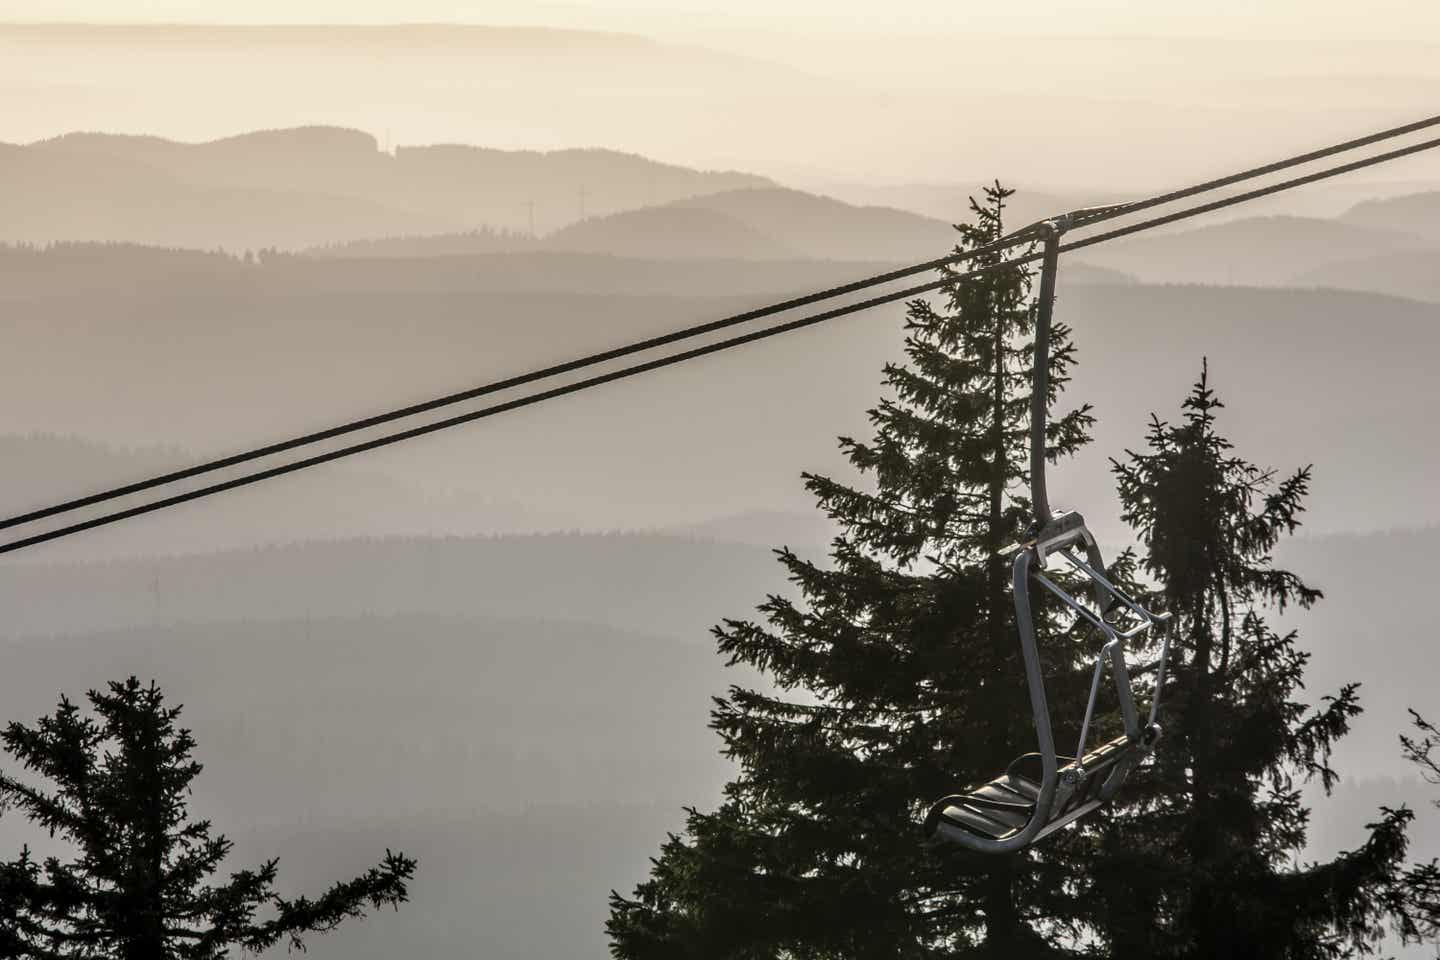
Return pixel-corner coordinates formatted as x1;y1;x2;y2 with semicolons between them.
1027;219;1068;529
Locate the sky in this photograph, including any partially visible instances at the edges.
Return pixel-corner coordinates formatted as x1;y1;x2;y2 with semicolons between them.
5;0;1440;36
1;2;1437;187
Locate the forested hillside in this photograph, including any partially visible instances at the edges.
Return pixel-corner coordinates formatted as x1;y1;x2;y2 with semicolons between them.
2;259;1435;557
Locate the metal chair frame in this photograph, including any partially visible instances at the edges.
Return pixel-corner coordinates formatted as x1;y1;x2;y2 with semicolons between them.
925;214;1173;854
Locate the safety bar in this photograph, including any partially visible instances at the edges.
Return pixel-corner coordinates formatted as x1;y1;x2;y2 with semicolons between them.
1074;642;1114;769
1034;547;1171;743
1032;568;1152;641
1032;578;1136;747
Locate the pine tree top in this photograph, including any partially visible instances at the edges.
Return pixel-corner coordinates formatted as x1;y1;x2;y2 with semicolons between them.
0;676;416;959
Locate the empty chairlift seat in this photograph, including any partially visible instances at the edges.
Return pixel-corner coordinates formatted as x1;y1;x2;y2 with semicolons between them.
921;509;1171;853
922;219;1173;855
927;733;1152;847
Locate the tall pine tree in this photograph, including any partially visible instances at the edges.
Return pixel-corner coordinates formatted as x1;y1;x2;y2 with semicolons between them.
607;184;1104;958
0;677;416;959
1088;365;1412;958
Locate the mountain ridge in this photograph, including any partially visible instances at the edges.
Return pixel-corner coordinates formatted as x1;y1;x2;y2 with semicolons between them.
1341;189;1440;242
0;125;778;248
1073;213;1428;286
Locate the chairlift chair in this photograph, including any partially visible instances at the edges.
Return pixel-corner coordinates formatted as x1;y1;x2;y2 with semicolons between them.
924;215;1173;854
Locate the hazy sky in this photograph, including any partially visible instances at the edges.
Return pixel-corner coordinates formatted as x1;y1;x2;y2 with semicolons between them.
6;0;1440;36
2;2;1437;186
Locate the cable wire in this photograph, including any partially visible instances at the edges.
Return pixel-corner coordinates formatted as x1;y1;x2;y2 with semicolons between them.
0;272;971;555
5;114;1439;536
1065;113;1440;228
0;231;1032;534
1062;133;1440;253
4;119;1440;555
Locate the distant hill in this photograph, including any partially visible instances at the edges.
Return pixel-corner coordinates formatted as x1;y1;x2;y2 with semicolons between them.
2;525;1433;788
1340;190;1440;243
1;434;191;509
0;127;777;250
0;242;256;296
0;612;741;814
1274;526;1440;782
1072;215;1428;286
671;188;955;261
0;434;566;557
2;263;1437;551
0;241;1021;299
813;182;1142;231
31;126;386;188
1;132;457;251
306;228;537;260
385;142;773;234
313;187;951;262
1054;283;1440;539
676;509;839;549
2;515;1436;783
334;187;1137;270
671;188;1132;271
814;179;1440;228
1293;248;1440;303
547;204;799;260
0;532;786;641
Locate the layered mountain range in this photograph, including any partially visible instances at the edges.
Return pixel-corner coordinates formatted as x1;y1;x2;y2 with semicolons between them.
2;117;1438;960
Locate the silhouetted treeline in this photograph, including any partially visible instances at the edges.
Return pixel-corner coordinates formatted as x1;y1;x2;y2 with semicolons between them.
307;226;538;258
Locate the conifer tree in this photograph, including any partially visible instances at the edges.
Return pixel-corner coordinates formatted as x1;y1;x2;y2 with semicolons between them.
0;677;416;959
607;184;1102;958
1397;710;1440;952
1087;366;1412;958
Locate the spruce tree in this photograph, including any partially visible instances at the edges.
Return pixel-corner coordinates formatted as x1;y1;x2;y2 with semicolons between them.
607;184;1103;958
1397;710;1440;952
0;677;416;959
1088;365;1412;958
